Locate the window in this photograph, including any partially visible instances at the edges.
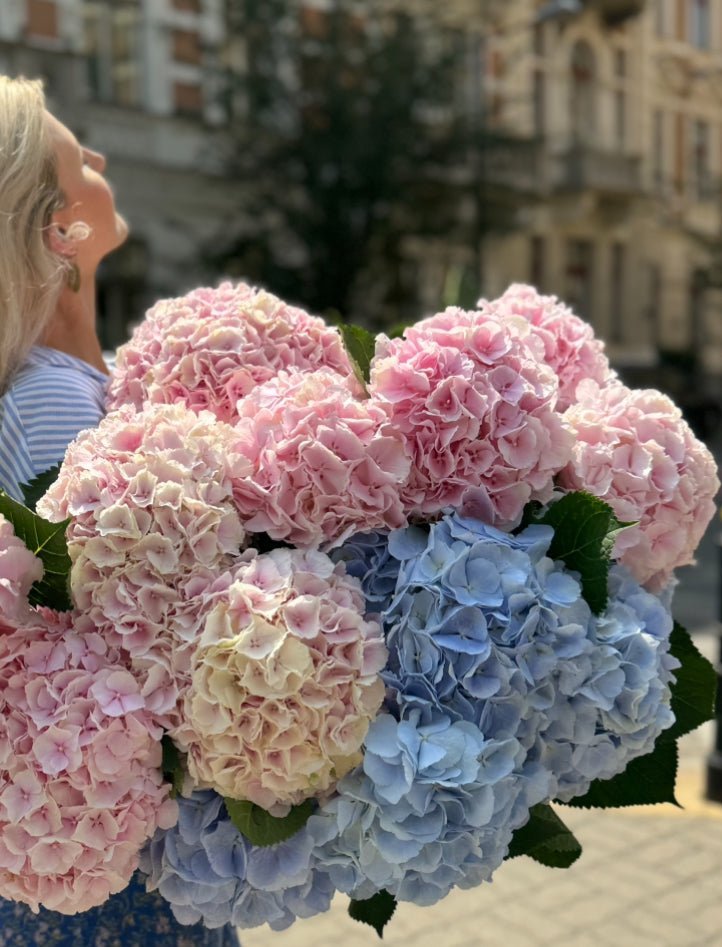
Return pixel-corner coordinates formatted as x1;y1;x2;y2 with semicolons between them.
27;0;57;39
690;0;710;48
530;236;545;290
565;239;594;321
609;243;625;343
655;0;668;35
652;110;665;189
675;112;686;193
570;42;597;145
614;49;626;79
173;29;202;65
84;2;142;108
174;81;204;115
614;89;626;149
533;69;545;137
692;119;710;200
647;264;662;348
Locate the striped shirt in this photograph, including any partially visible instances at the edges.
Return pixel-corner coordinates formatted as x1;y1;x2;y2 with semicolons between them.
0;345;108;501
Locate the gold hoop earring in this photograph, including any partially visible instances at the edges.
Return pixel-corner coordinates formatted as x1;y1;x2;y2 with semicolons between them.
66;263;81;293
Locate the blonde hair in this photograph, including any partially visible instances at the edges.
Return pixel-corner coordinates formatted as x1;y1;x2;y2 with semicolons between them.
0;76;66;392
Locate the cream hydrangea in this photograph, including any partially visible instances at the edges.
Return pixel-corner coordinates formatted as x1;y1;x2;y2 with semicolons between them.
174;547;388;811
37;403;247;728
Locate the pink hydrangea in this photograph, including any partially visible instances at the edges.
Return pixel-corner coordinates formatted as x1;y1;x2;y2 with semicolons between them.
36;404;247;728
559;380;720;590
488;284;614;411
173;547;387;810
369;306;573;527
0;515;43;630
0;612;177;914
106;281;355;423
231;369;412;547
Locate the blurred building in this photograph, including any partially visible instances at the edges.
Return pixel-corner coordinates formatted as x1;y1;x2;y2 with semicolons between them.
397;0;722;403
2;0;722;410
0;0;243;347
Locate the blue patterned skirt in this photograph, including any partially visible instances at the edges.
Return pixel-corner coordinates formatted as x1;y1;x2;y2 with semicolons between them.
0;874;240;947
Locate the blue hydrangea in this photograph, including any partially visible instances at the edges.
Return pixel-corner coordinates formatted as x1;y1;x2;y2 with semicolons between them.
307;704;550;906
139;790;333;930
330;530;399;615
545;565;678;802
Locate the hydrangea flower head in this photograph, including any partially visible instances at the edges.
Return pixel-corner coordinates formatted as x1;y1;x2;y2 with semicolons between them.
231;369;412;547
0;613;177;914
140;789;333;930
175;547;388;810
559;381;720;589
543;565;678;801
489;284;614;410
107;282;355;422
36;403;247;727
369;307;572;527
0;514;43;629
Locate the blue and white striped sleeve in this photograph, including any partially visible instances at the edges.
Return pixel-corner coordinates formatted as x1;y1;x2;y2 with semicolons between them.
0;395;35;501
0;365;106;501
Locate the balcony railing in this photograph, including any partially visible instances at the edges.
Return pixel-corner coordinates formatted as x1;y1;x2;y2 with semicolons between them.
552;144;643;198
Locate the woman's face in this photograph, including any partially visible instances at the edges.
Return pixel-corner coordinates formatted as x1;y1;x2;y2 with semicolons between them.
46;111;128;273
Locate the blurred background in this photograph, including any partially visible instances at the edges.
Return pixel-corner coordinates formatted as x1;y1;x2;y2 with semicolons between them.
2;0;722;442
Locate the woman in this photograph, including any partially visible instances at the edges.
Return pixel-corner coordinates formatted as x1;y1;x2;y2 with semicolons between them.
0;76;239;946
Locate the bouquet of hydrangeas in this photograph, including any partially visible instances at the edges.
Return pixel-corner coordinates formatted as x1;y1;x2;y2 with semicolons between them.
0;281;717;935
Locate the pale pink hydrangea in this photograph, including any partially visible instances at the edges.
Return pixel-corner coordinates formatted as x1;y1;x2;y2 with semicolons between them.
369;306;573;527
231;369;412;547
0;515;43;630
106;281;355;422
36;404;247;728
0;613;177;914
486;284;614;411
559;380;720;590
174;547;387;810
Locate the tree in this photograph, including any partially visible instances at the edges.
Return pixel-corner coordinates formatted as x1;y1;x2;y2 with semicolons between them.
208;0;535;327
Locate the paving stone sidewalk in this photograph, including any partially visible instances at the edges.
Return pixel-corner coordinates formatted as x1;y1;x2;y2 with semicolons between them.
241;632;722;947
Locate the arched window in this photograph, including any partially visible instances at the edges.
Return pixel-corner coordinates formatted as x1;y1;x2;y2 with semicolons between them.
570;41;597;145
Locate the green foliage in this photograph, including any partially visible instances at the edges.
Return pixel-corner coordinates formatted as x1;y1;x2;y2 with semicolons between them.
507;803;582;869
348;890;397;938
224;797;314;848
535;492;633;615
20;463;62;512
338;322;377;386
161;736;185;799
661;622;716;743
0;491;72;611
560;739;679;810
209;3;530;325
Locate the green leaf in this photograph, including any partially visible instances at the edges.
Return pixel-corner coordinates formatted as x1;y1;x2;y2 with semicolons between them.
161;736;185;799
0;491;72;611
337;323;377;386
560;738;679;809
348;890;397;938
224;797;314;848
660;622;716;744
506;803;582;869
517;499;544;532
20;463;62;512
386;323;408;339
537;492;633;615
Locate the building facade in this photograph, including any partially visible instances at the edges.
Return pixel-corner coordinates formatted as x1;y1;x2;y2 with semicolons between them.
0;0;244;347
2;0;722;392
399;0;722;387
